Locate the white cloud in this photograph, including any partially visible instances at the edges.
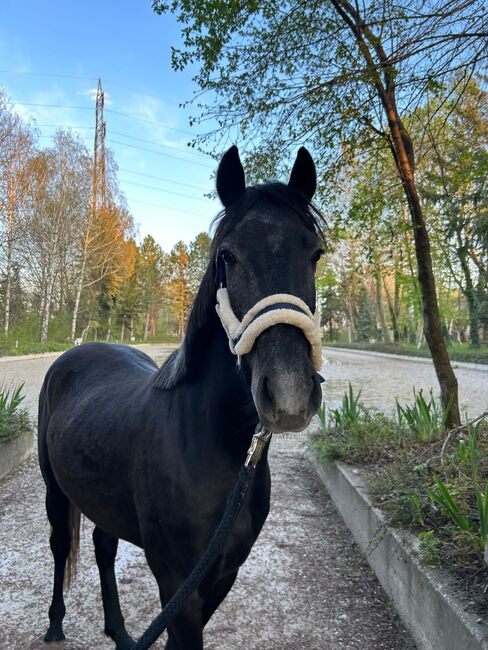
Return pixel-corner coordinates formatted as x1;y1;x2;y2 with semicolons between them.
77;87;113;107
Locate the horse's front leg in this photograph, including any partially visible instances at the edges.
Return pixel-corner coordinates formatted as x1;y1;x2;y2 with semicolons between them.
163;598;204;650
144;548;204;650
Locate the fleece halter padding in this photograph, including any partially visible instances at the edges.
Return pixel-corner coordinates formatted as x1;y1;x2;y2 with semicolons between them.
215;288;323;370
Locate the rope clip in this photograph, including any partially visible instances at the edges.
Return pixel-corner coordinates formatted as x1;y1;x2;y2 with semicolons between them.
245;425;272;468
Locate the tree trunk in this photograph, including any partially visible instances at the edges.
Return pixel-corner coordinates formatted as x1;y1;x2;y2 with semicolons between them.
144;310;150;341
458;243;479;347
71;253;87;342
383;278;399;343
71;279;83;342
374;270;389;342
386;109;460;425
40;270;55;343
3;189;14;337
4;232;12;336
331;0;460;425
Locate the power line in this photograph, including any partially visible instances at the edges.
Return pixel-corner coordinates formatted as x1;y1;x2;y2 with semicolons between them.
0;68;174;103
109;130;209;160
37;123;93;129
106;108;193;137
0;69;97;82
36;123;211;162
36;132;214;170
126;197;211;218
107;138;214;168
119;167;208;192
121;179;214;203
16;102;93;111
15;101;196;138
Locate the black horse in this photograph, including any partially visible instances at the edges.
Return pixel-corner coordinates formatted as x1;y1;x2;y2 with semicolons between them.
38;146;324;649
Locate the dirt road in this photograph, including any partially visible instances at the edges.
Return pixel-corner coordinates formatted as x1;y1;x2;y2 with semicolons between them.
0;345;415;649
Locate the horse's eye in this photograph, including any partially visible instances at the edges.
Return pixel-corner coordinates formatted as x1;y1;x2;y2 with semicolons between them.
311;249;324;264
221;250;236;265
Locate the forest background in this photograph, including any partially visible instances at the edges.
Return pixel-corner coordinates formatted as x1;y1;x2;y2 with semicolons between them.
0;1;487;368
1;75;486;359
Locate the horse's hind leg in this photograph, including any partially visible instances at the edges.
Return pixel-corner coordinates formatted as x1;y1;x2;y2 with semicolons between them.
93;526;134;650
43;485;72;642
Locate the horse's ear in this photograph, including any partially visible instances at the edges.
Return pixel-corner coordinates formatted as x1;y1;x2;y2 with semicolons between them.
216;145;246;207
288;147;316;200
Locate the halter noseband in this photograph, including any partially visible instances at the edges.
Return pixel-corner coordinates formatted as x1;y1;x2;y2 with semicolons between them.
215;287;322;370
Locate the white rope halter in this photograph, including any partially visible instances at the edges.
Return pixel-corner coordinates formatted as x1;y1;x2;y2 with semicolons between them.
215;287;322;370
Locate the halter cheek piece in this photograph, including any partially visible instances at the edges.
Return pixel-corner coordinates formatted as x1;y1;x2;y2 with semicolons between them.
215;287;323;370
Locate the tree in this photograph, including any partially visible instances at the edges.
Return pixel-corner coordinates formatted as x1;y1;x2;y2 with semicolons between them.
419;79;488;346
23;131;92;342
187;232;211;294
139;235;166;340
0;89;35;336
70;150;132;342
356;285;374;341
167;240;192;338
153;0;487;424
115;238;142;341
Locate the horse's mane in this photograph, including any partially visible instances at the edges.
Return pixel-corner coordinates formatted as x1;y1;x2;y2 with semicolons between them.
153;182;325;390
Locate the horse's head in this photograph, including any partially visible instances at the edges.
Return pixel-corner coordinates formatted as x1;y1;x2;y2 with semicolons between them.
214;146;324;433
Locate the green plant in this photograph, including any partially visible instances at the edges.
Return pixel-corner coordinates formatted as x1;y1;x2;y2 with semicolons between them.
428;426;488;551
317;401;327;432
418;530;442;565
329;382;363;432
0;383;25;420
428;476;472;531
0;383;31;444
396;389;450;441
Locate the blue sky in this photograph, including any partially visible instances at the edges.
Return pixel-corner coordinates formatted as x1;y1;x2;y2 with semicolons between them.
0;0;229;251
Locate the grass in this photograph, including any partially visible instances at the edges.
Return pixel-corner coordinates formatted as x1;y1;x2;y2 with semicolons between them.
311;386;488;615
0;336;180;358
325;340;488;364
0;383;33;444
0;340;73;357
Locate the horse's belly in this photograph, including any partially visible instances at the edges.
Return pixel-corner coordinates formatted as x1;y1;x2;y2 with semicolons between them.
47;420;142;546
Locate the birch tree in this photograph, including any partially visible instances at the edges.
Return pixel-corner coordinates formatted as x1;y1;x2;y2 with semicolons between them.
0;90;35;336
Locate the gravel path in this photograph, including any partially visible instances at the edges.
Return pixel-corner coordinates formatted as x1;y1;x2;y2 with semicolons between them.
0;346;415;649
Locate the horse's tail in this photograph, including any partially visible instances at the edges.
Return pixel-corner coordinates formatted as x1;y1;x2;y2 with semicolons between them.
65;503;81;589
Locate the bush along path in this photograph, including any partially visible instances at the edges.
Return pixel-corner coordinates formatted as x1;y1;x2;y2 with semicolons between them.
311;385;488;619
0;383;34;479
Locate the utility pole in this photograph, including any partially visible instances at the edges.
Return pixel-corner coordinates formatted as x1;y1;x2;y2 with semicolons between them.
92;78;106;215
71;78;107;343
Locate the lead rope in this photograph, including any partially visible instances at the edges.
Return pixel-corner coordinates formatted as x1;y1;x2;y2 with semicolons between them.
131;425;272;650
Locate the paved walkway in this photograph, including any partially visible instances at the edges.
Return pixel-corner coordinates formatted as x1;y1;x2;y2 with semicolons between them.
0;346;415;649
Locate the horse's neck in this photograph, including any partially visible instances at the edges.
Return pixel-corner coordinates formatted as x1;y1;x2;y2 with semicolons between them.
190;325;258;453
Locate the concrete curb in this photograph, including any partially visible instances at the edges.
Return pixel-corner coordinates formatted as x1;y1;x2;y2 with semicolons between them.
0;350;63;363
325;346;488;372
0;429;34;480
307;450;488;650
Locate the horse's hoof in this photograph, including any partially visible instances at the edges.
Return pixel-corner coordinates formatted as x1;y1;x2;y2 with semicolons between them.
43;626;66;643
105;627;134;650
115;634;135;650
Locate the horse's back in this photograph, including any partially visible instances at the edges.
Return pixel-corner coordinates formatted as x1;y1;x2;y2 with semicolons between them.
40;343;157;414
